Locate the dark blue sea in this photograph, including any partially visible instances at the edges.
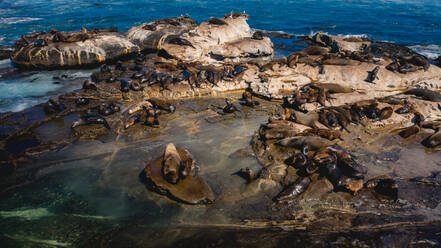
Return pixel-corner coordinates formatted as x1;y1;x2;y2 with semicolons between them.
0;0;440;112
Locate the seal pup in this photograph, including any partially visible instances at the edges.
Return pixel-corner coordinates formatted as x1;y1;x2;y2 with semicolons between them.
365;66;380;83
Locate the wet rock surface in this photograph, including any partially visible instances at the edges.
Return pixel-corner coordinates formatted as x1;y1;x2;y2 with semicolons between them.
0;13;441;247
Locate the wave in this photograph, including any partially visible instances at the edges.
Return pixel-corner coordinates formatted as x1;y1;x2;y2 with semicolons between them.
408;44;441;60
0;17;42;25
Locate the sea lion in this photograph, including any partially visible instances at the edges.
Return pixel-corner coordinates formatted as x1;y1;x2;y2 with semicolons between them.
174;69;190;82
208;17;227;25
365;175;398;201
241;90;260;107
413;112;425;126
325;163;343;188
148;98;176;113
404;88;441;102
287;153;308;168
365;66;380;83
75;97;89;106
395;106;411;114
120;80;130;92
125;101;154;115
399;125;420;138
409;55;430;71
223;98;239;113
179;157;196;178
315;83;354;94
44;98;64;114
275;177;311;202
291;110;319;128
386;61;399;72
124;113;142;129
130;82;144;91
167;37;195;48
233;167;256;183
425;131;441;148
278;136;333;150
312;149;336;166
301;128;342;141
162;143;181;184
82;79;97;90
71;114;110;129
252;31;264;40
378;106;393;121
421;121;441;131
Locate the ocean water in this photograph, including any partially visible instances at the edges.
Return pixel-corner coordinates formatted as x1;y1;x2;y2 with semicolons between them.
0;0;440;112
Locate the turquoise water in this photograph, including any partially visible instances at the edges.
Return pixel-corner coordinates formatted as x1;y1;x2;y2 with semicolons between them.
0;0;441;112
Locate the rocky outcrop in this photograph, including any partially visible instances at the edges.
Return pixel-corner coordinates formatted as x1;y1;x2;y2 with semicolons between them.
128;14;273;65
11;29;140;69
126;16;197;51
143;143;215;204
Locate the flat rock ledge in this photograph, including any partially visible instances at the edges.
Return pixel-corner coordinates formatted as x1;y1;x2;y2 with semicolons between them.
11;14;274;69
11;31;139;69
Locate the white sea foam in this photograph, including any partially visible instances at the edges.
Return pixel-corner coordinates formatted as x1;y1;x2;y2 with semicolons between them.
0;207;53;220
409;44;441;59
0;17;42;25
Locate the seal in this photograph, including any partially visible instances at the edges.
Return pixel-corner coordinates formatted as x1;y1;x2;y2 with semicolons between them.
162;143;181;184
120;79;130;92
82;79;97;90
278;136;333;150
44;98;64;114
365;65;380;83
208;17;227;25
167;37;195;48
233;167;256;183
223;98;239;113
325;163;343;188
124;113;142;129
425;131;441;148
365;175;398;201
71;114;110;129
75;97;89;107
179;157;196;179
404;88;441;102
125;101;154;115
275;177;311;202
148;98;176;113
399;125;420;138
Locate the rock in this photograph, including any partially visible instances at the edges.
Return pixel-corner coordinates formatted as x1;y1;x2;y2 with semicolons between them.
126;16;197;52
0;46;14;60
143;145;215;204
161;15;273;64
11;31;139;69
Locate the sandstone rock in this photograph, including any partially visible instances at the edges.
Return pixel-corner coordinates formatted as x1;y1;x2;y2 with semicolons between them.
11;31;139;69
126;16;197;51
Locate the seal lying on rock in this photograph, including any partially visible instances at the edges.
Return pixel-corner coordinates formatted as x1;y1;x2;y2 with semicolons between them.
143;143;214;204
